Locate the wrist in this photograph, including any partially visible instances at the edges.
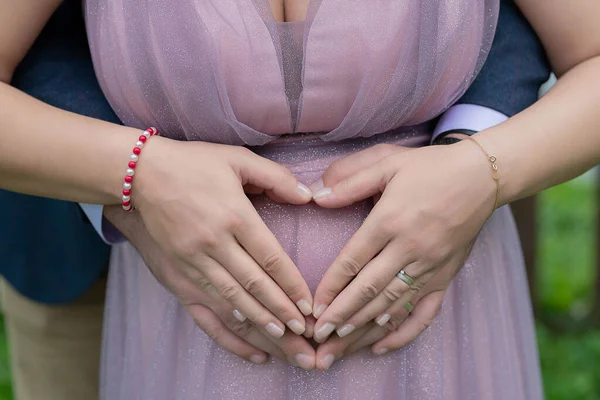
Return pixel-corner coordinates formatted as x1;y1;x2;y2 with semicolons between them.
446;139;499;216
472;126;524;206
100;126;147;205
127;134;170;209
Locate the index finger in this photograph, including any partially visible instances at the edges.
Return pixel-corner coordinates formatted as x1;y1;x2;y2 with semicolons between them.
235;202;314;317
312;211;390;320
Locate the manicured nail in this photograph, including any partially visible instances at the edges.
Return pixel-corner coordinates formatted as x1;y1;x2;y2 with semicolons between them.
294;353;315;370
376;314;391;326
308;178;325;193
233;309;246;322
376;348;389;355
313;188;333;200
250;354;267;364
313;304;327;319
287;356;300;367
315;323;336;342
337;324;355;338
287;319;306;335
296;300;313;316
296;182;313;199
265;322;285;338
320;354;335;370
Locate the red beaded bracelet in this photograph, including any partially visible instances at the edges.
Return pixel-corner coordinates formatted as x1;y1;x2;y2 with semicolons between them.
122;127;159;211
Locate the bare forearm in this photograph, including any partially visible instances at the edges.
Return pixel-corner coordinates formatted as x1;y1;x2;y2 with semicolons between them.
473;56;600;204
0;82;141;204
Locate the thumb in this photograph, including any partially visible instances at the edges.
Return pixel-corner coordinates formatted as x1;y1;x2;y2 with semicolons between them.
236;151;313;204
309;144;410;193
312;160;394;208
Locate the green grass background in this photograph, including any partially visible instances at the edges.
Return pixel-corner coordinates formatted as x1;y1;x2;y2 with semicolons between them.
0;174;598;400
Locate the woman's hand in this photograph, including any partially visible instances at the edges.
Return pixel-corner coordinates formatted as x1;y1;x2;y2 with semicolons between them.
312;247;470;370
104;205;318;369
309;141;495;345
130;138;315;339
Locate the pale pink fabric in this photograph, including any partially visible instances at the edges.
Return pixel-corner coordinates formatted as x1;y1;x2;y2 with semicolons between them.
85;0;543;398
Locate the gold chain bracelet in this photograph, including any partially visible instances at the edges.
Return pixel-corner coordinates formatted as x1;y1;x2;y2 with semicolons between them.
466;136;500;215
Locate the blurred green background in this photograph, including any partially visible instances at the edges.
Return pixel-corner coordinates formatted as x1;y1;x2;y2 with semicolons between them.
0;172;598;400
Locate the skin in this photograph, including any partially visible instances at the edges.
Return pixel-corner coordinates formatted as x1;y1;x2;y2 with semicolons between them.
0;0;317;368
1;0;599;372
309;0;600;370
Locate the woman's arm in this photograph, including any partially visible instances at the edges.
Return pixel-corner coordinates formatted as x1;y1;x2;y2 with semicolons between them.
308;0;600;355
477;0;600;204
0;0;316;346
0;0;141;204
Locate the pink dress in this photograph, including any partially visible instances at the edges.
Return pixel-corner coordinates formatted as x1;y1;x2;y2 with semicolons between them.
85;0;543;398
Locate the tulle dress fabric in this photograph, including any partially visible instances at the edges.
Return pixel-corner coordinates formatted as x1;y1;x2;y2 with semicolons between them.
85;0;543;398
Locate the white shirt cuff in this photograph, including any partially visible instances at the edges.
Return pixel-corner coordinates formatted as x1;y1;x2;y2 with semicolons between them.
79;203;125;244
432;104;509;142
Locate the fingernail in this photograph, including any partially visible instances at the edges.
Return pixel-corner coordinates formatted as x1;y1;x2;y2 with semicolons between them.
287;356;300;367
296;300;313;316
320;354;335;370
308;178;324;193
376;314;391;326
376;348;389;355
287;319;306;335
296;182;313;198
250;354;267;364
337;324;355;338
233;309;246;322
265;322;285;338
294;353;315;370
313;304;327;319
315;323;336;342
312;188;333;200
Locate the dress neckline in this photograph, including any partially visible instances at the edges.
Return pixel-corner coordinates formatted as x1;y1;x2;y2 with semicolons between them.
258;0;324;26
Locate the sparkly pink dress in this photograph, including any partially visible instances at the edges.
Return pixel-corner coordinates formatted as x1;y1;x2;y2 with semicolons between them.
85;0;543;398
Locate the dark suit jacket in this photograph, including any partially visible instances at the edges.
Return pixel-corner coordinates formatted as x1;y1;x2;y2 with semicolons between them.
0;0;550;304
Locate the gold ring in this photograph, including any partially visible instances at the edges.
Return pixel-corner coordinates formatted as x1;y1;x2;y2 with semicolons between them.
404;302;414;313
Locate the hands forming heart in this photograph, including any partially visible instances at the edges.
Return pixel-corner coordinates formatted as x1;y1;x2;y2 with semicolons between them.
307;141;494;369
110;139;495;371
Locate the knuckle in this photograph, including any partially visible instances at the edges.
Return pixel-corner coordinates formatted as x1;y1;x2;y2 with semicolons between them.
358;283;380;303
172;237;200;260
242;276;266;295
382;286;403;303
222;210;246;232
339;255;364;278
379;219;400;238
192;274;214;292
175;232;219;258
229;320;253;337
219;283;240;303
261;252;284;276
403;236;423;258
